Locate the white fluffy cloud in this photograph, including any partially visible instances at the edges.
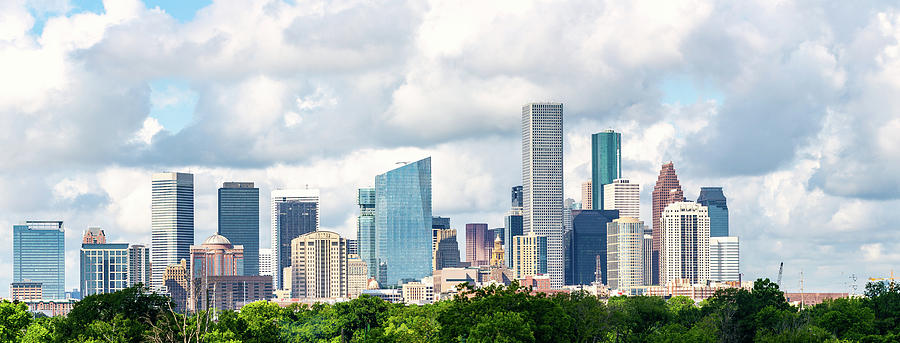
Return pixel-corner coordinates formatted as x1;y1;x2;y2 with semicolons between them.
1;0;899;294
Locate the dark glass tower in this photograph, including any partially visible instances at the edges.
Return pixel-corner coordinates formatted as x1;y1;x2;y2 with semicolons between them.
568;210;619;285
697;187;729;237
218;182;259;275
511;186;523;208
375;157;432;286
591;130;621;210
277;201;317;289
504;213;523;268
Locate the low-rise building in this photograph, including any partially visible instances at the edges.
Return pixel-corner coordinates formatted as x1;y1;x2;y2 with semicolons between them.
402;277;434;305
25;299;76;317
11;281;42;301
193;276;273;311
361;289;402;303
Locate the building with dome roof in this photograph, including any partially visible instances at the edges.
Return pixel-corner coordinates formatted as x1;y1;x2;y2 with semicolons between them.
190;234;244;279
188;234;272;312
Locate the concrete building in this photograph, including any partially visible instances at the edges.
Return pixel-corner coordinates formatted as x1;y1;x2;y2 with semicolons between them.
193;276;273;311
603;179;640;219
151;172;194;290
466;223;492;266
433;228;461;270
402;278;435;305
660;202;710;286
11;281;42;301
361;289;403;303
163;259;189;312
129;245;151;287
512;232;548;279
13;221;65;299
643;230;653;286
271;188;319;290
522;102;564;288
190;234;244;279
348;254;368;298
259;248;273;276
581;180;593;210
24;299;76;317
651;163;685;285
710;236;740;282
375;158;432;286
607;217;645;290
81;239;129;297
291;231;348;299
218;182;260;275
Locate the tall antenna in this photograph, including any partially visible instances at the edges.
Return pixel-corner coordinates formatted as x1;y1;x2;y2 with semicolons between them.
799;270;805;311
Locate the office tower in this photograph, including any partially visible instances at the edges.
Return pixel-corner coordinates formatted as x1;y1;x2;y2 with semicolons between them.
347;239;359;256
129;245;151;287
512;232;548;279
271;188;319;290
465;223;492;266
604;178;640;219
348;254;369;298
259;248;273;276
651;162;684;285
81;229;129;297
163;259;189;312
375;157;432;286
13;221;65;299
291;231;348;298
357;188;376;278
432;216;450;230
151;172;194;290
581;181;593;210
642;229;653;286
522;102;564;288
660;202;710;286
710;236;740;282
568;210;619;285
591;130;621;210
697;187;729;237
607;217;645;290
504;208;523;269
511;185;523;208
82;227;105;244
218;182;259;275
433;228;460;270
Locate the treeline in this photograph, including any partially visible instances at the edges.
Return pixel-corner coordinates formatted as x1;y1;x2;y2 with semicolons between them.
1;279;898;342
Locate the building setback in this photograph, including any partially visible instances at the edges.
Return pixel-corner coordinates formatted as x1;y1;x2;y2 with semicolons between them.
218;182;260;276
651;163;685;285
13;221;65;300
375;157;432;286
151;172;194;290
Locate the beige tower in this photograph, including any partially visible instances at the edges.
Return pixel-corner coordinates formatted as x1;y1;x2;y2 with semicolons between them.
581;181;593;210
291;231;348;299
607;217;645;290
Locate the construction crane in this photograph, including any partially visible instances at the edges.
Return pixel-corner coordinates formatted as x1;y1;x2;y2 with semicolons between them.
777;262;783;288
869;270;896;285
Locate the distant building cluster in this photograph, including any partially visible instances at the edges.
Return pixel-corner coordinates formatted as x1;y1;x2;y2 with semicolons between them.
10;101;749;316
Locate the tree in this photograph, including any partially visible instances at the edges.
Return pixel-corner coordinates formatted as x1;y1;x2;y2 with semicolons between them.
0;300;32;342
467;311;535;343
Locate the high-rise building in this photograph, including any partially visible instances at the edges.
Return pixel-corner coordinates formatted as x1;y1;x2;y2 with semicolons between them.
568;210;619;285
504;208;523;269
375;157;432;286
80;229;129;297
348;254;368;298
274;199;317;289
432;216;450;230
522;102;564;288
465;223;492;266
357;188;376;278
511;186;523;208
128;245;151;287
259;248;273;277
697;187;729;237
347;239;359;256
591;130;621;210
13;221;65;300
291;231;349;298
607;217;645;290
189;234;246;311
581;181;593;210
512;232;548;279
433;228;460;271
163;259;189;312
218;182;259;276
603;178;640;219
660;202;710;286
709;236;740;282
651;162;684;285
151;172;194;290
642;228;653;286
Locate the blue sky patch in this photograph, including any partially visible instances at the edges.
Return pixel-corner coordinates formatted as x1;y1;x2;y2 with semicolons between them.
149;78;198;134
660;74;725;105
28;0;211;36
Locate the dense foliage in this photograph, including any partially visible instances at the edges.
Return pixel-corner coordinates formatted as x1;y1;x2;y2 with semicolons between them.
4;279;899;342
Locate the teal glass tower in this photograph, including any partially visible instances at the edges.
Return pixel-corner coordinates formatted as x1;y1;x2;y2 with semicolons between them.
697;187;729;237
375;157;432;286
591;130;621;210
357;188;377;278
218;182;259;275
13;221;65;299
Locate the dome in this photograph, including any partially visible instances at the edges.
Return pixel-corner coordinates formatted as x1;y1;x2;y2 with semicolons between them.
202;234;232;246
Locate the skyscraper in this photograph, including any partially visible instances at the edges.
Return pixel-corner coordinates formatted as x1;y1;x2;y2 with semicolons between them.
522;102;564;288
607;217;645;290
13;221;65;299
358;188;376;278
511;185;523;208
651;162;684;285
512;232;548;279
568;210;619;285
218;182;259;275
81;229;129;297
709;236;740;282
275;200;318;289
432;228;460;271
270;188;319;290
660;202;710;286
375;157;432;286
697;187;729;237
348;254;369;298
591;130;621;210
151;172;194;290
465;223;492;266
581;181;593;210
432;216;450;230
291;231;349;298
504;208;523;269
642;229;653;286
129;245;151;287
603;178;640;219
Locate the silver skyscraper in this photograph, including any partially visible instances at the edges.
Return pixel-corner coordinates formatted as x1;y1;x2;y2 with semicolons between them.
151;172;194;291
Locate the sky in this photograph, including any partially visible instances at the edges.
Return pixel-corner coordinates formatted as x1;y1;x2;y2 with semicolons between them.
2;0;899;295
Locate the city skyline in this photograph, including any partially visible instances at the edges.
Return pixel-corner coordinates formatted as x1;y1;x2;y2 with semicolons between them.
3;0;900;296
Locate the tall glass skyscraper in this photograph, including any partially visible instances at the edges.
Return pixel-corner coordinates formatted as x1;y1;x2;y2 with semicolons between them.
270;188;319;290
357;188;376;278
218;182;260;275
592;130;621;210
81;242;129;297
375;157;432;286
151;172;194;291
697;187;729;237
567;210;619;286
276;201;317;289
522;102;564;288
13;221;65;299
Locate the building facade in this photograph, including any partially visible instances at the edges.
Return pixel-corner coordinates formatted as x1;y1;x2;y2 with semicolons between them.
607;217;645;290
13;221;65;300
129;245;151;287
660;202;710;286
651;163;684;285
82;227;105;244
357;188;377;278
271;189;319;290
193;276;273;311
465;223;492;266
603;178;640;219
218;182;259;276
522;102;564;288
11;282;42;301
375;157;432;286
163;259;189;312
512;232;548;279
697;187;729;237
643;230;654;286
581;180;593;210
291;231;349;298
259;248;273;276
504;208;523;269
348;254;369;298
568;210;619;285
710;236;740;282
190;234;244;279
591;130;621;210
151;172;194;290
433;228;461;270
81;242;129;297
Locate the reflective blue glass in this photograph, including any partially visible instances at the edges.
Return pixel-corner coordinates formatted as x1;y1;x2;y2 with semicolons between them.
218;183;260;275
13;221;65;299
697;187;729;237
375;157;432;286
